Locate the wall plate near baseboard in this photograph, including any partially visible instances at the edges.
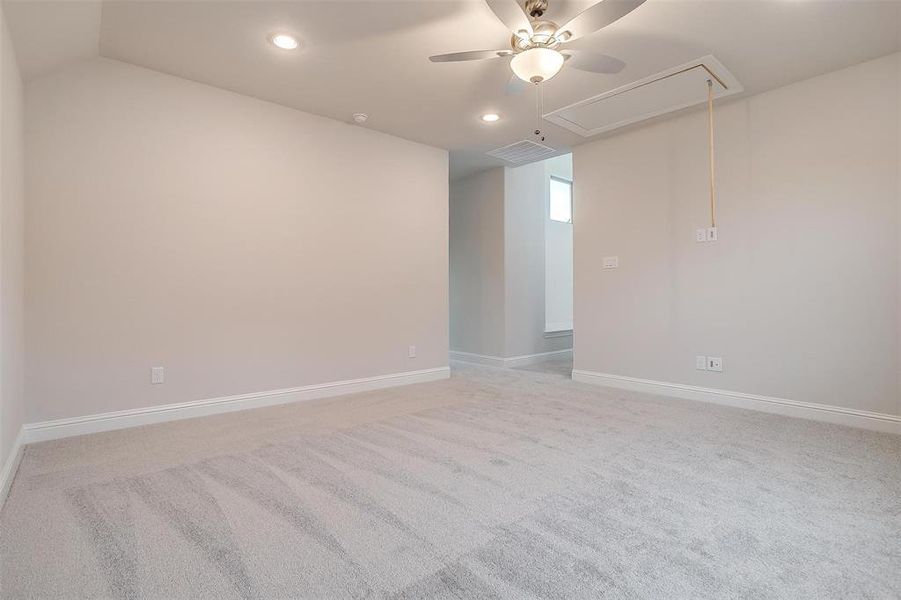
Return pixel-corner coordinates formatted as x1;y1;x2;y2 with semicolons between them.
572;370;901;435
22;366;451;445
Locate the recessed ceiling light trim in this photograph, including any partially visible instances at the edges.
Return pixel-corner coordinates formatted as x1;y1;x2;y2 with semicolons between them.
269;33;300;50
481;113;501;123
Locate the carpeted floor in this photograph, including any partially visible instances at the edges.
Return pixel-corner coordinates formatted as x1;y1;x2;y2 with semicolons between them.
2;361;900;599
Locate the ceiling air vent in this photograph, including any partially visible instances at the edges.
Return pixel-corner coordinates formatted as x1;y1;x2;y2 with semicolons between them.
486;140;557;164
544;55;743;137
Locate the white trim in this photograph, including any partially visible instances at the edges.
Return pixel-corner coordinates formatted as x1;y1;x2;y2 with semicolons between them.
23;367;450;444
0;427;25;510
503;349;572;368
543;328;573;338
451;349;573;368
449;351;506;367
572;370;901;435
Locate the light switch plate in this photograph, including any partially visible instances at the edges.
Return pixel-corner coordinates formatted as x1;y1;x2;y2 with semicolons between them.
602;256;618;269
707;357;723;372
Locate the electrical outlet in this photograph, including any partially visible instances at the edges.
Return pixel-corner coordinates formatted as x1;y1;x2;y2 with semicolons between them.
151;367;164;384
408;345;416;358
696;355;708;370
602;256;618;269
695;228;707;242
706;227;718;242
707;357;723;372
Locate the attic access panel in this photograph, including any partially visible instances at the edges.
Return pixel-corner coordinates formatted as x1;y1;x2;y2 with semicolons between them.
544;55;742;137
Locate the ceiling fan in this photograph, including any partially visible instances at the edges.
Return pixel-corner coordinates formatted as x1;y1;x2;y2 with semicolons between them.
429;0;645;87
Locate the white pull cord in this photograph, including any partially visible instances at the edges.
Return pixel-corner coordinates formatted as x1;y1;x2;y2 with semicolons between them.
707;79;717;228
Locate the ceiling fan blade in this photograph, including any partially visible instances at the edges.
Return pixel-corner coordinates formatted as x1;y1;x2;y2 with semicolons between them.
555;0;645;43
562;50;626;74
484;0;533;36
429;49;513;63
504;74;530;96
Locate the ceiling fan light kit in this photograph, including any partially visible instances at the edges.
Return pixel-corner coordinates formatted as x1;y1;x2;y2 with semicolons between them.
511;47;565;83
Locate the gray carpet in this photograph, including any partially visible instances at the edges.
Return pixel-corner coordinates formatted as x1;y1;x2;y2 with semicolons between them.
2;361;899;599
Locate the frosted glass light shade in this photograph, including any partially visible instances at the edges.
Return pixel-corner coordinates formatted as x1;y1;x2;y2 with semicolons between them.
511;48;565;83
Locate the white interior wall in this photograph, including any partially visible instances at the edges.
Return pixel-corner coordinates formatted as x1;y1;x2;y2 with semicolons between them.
0;9;25;472
449;168;506;357
544;154;573;333
573;52;901;418
25;57;449;423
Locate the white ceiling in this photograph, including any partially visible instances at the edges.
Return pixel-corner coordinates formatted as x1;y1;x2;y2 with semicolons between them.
4;0;900;179
3;0;101;80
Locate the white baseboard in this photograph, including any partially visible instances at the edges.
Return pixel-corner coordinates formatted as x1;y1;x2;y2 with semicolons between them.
0;427;25;510
503;349;573;368
450;349;572;368
449;351;506;367
572;370;901;435
544;322;573;334
24;366;450;444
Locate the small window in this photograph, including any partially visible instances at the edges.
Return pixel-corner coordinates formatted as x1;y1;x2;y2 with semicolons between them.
549;176;572;223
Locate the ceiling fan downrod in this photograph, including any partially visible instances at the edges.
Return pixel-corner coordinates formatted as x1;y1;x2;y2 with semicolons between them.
525;0;548;18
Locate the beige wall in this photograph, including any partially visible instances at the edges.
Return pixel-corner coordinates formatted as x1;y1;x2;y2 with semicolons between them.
449;168;505;356
0;10;25;466
25;58;449;422
574;53;900;416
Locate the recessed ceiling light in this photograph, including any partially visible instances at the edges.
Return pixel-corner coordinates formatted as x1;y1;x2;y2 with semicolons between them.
270;33;299;50
481;113;501;123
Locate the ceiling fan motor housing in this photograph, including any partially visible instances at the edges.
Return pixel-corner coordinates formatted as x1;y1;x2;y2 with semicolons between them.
511;20;561;52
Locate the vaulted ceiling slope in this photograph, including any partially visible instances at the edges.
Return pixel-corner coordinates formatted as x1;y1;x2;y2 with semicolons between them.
4;0;900;179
